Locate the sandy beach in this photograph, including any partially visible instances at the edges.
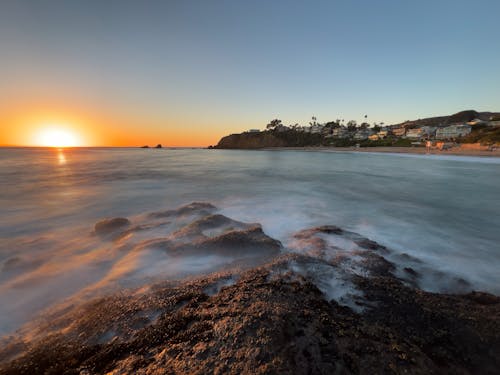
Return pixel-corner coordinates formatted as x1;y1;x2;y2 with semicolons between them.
261;146;500;157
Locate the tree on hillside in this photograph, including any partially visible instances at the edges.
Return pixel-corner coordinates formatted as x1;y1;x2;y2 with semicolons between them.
346;120;357;131
360;122;370;129
266;119;282;130
325;121;340;128
372;125;382;132
309;116;318;126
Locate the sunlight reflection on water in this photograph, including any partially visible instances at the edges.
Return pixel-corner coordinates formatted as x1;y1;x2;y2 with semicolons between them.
57;149;66;165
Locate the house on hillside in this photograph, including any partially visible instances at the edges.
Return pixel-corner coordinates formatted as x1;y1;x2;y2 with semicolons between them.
420;126;437;138
405;126;436;139
405;128;423;139
322;126;333;136
392;127;406;137
377;130;389;138
310;125;324;134
353;129;372;140
332;127;348;138
435;124;471;140
467;119;486;126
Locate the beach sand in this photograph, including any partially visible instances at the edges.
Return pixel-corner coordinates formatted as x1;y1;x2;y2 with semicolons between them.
262;146;500;157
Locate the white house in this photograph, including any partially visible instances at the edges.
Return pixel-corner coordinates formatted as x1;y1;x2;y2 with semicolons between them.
332;127;349;138
405;128;423;139
377;130;389;138
310;125;324;134
353;129;372;140
435;125;471;140
391;127;406;137
405;126;436;139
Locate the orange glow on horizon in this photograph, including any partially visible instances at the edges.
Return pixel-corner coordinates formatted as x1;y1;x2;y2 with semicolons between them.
0;108;236;147
35;127;81;147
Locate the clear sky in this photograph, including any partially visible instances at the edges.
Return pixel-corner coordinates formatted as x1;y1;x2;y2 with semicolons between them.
1;0;499;146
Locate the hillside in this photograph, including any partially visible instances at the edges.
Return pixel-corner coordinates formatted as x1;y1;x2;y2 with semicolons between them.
213;110;500;149
215;131;324;149
395;110;499;129
461;125;500;144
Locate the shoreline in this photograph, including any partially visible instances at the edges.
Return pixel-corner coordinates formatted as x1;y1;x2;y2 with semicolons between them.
259;146;500;157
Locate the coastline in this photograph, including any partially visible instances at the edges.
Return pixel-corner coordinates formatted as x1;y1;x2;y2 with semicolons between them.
259;146;500;157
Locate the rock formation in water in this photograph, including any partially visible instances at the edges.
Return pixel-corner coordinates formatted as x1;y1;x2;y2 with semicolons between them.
1;202;499;374
94;217;131;236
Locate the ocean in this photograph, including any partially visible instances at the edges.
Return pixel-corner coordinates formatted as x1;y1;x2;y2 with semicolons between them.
1;147;499;336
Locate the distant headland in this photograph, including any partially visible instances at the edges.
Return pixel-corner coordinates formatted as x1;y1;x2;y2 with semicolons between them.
211;110;500;154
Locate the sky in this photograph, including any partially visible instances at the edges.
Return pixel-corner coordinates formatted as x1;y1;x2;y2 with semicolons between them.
1;0;499;147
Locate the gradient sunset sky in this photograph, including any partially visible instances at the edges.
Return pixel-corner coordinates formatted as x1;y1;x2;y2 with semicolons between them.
1;0;499;147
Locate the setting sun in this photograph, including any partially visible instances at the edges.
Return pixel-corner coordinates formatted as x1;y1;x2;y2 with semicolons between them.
36;128;80;147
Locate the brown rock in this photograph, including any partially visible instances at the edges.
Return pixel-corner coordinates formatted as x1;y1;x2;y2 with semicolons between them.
94;217;131;235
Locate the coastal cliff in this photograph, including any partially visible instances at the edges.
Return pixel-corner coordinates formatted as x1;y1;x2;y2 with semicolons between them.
215;132;286;149
215;131;323;149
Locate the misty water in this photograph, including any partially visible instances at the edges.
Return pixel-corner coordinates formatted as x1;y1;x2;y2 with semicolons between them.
1;147;499;336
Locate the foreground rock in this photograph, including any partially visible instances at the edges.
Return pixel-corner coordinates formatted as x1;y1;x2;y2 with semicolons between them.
1;261;499;374
94;217;131;235
1;212;499;374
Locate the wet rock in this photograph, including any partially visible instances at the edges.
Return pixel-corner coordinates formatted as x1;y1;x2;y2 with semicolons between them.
293;225;343;239
94;217;131;235
171;226;282;260
139;210;281;265
354;238;384;251
2;217;499;374
290;225;394;278
2;257;21;270
171;214;253;241
465;291;500;305
2;260;499;375
148;202;216;219
403;267;419;277
198;226;281;252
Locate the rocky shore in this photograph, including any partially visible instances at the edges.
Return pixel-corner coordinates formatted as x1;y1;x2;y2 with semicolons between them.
1;203;499;374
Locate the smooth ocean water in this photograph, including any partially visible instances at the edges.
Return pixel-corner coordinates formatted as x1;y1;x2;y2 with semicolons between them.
0;147;499;334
